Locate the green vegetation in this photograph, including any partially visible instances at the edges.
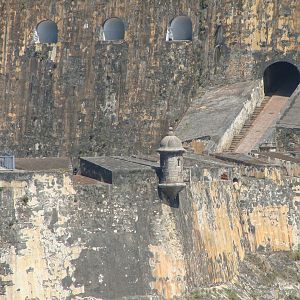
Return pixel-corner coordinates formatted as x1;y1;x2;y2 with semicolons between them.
286;295;300;300
187;290;201;299
186;289;215;300
290;250;300;261
224;288;240;300
289;244;300;261
21;195;29;205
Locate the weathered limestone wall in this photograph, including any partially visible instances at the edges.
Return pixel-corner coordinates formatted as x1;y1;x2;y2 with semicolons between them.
0;164;299;299
204;0;300;84
0;1;299;158
276;128;300;155
239;170;300;252
0;171;79;299
276;86;300;155
0;0;203;158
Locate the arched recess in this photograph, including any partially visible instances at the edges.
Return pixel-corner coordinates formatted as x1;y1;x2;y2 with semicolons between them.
36;20;58;43
103;18;125;41
166;16;192;41
215;25;224;47
263;61;300;96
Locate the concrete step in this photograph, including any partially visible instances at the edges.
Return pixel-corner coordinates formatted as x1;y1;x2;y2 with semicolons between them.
227;95;272;152
235;95;288;153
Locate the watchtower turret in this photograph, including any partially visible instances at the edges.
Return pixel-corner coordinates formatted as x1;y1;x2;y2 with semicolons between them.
157;127;186;200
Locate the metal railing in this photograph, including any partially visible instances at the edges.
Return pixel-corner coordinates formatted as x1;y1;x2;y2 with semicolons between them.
0;155;15;170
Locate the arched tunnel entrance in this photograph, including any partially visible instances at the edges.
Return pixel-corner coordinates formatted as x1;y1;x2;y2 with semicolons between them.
263;61;300;97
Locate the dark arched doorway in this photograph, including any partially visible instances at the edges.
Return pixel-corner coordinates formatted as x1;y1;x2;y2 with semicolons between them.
36;20;58;43
103;18;125;41
263;61;300;96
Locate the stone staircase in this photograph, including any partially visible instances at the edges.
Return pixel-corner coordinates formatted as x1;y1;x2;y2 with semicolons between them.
227;96;271;152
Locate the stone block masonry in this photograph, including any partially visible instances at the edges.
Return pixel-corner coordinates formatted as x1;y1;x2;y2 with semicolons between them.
0;1;300;299
276;85;300;155
80;156;157;184
0;1;299;158
0;154;299;299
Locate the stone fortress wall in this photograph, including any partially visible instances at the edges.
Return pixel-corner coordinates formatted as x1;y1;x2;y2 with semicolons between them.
0;156;299;299
0;0;299;158
0;1;300;299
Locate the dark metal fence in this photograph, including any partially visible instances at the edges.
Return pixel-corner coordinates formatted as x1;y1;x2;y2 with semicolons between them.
0;155;15;170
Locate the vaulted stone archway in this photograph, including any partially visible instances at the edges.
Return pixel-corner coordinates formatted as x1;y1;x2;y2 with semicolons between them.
263;61;300;97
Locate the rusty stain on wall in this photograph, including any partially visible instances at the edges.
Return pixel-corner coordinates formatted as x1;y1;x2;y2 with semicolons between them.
241;204;296;252
149;204;187;299
0;174;84;299
190;181;245;284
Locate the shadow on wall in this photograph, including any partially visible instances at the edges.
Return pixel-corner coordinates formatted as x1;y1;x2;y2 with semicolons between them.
263;61;300;97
